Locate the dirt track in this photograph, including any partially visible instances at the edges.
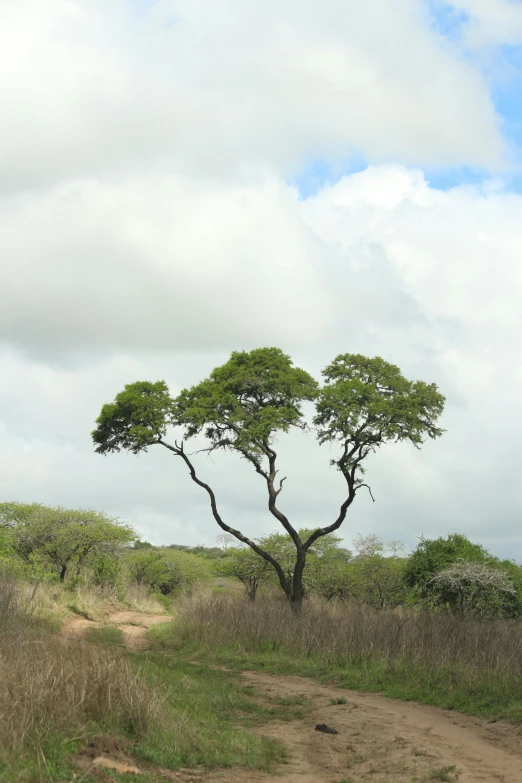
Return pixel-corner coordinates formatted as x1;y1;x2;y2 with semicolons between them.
62;612;522;782
232;671;522;783
61;610;169;650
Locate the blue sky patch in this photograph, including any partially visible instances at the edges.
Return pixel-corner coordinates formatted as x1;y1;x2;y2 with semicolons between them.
426;0;469;41
292;154;368;199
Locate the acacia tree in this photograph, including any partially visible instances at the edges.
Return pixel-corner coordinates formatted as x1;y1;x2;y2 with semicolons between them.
92;347;445;610
219;545;271;600
9;504;135;581
349;534;409;610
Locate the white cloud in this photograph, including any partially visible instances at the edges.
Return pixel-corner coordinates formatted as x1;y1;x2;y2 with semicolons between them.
1;1;521;559
0;0;505;194
0;173;332;360
446;0;522;45
2;167;522;558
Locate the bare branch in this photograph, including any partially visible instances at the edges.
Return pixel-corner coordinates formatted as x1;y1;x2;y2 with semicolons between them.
357;483;375;502
275;476;287;497
156;438;292;600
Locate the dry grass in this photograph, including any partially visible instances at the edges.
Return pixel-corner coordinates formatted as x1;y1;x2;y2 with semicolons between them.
17;577;167;621
0;571;172;778
124;582;169;614
0;574;284;779
169;591;522;720
175;591;522;675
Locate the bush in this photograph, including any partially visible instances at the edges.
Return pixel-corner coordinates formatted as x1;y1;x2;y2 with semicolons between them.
404;534;490;595
428;561;519;618
91;552;123;589
126;548;213;595
404;533;522;616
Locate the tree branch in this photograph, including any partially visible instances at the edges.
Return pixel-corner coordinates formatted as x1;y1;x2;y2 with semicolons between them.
261;439;302;551
157;439;291;598
357;483;376;502
275;476;287;497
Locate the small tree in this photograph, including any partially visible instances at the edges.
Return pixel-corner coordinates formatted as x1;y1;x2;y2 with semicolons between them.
126;547;212;595
9;504;135;582
404;533;491;600
306;547;353;601
220;545;271;600
92;348;444;610
216;533;236;553
349;535;408;610
428;561;518;618
221;528;348;600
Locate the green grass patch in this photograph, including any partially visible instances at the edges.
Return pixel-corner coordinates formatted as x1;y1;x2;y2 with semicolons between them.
85;624;125;647
129;653;290;770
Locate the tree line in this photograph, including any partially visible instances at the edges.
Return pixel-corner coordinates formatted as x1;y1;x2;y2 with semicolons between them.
1;499;520;619
218;530;522;619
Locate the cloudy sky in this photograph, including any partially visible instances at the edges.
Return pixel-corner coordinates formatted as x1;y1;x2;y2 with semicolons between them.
2;0;522;558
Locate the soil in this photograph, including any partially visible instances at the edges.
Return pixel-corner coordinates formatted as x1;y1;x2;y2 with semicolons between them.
62;612;522;783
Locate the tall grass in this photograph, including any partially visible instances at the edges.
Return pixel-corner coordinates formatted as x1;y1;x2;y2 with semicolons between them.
0;573;286;780
169;591;522;721
0;571;171;779
16;577;167;621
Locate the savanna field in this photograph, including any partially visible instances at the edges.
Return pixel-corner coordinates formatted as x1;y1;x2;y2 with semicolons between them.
3;500;522;783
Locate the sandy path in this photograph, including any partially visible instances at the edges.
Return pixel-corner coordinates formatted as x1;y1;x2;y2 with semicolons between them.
60;610;170;650
219;670;522;783
104;610;171;650
62;614;522;782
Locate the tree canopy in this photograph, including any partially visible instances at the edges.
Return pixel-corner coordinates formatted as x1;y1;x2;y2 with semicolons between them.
4;502;135;581
93;347;445;608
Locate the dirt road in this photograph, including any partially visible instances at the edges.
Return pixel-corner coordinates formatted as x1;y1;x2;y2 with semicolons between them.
62;612;522;782
232;670;522;783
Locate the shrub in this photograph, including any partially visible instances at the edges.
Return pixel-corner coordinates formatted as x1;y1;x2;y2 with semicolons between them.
428;561;519;618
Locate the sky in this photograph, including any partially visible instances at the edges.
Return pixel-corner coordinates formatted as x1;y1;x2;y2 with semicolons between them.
1;0;522;558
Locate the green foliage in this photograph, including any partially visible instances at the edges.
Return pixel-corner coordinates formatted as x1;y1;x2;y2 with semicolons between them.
92;380;174;454
221;529;350;600
404;534;490;593
3;502;135;581
342;534;409;610
126;548;213;595
428;561;519;619
92;347;445;605
173;347;319;460
219;546;271;599
314;353;445;448
307;552;354;601
404;533;522;617
0;527;13;561
91;552;122;589
350;559;408;610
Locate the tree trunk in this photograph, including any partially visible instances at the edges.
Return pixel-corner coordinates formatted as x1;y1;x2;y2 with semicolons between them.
246;577;258;601
290;548;307;613
59;564;67;582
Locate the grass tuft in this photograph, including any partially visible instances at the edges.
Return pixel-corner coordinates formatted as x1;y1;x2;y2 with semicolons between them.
424;765;459;781
85;624;125;647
